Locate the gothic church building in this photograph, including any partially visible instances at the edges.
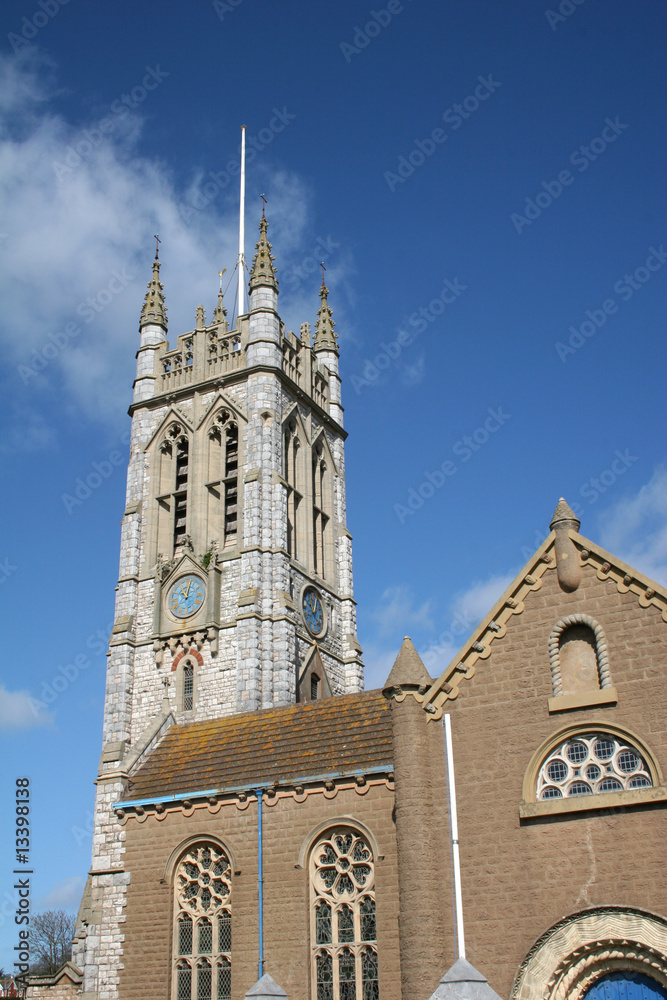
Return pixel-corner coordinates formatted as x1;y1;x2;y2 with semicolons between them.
30;216;667;1000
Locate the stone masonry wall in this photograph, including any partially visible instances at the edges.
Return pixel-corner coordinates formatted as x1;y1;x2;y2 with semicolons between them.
117;781;399;1000
437;560;667;998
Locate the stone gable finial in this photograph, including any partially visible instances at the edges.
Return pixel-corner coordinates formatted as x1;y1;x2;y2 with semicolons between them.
140;255;167;330
550;496;580;532
313;275;338;354
249;215;278;293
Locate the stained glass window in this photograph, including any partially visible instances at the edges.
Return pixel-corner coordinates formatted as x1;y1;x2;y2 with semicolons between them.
174;844;232;1000
537;733;653;801
311;828;378;1000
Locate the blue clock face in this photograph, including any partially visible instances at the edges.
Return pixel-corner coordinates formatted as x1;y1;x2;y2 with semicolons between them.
168;575;206;619
302;586;325;636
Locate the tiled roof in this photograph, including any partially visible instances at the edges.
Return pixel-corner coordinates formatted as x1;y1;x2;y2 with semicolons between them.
124;690;392;802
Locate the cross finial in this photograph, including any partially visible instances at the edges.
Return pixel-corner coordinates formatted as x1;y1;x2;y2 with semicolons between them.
260;193;267;218
218;268;226;292
154;233;161;260
161;676;170;696
320;261;327;286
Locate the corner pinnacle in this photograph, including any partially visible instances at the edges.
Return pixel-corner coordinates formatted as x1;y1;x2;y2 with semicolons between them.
248;215;278;293
140;254;167;330
313;276;338;354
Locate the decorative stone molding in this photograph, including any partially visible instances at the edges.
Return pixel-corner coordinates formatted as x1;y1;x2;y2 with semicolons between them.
421;534;557;718
511;906;667;1000
548;614;611;696
579;542;667;623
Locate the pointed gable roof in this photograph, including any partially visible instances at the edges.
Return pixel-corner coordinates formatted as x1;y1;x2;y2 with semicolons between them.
419;518;667;719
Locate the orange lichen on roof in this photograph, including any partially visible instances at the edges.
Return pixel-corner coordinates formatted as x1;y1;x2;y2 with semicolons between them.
125;690;392;801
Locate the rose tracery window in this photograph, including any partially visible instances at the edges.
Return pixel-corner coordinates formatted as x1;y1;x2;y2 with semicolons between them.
537;732;653;801
310;829;379;1000
173;843;232;1000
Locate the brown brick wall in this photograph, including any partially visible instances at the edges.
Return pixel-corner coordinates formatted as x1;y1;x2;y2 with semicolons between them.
437;561;667;998
118;782;400;1000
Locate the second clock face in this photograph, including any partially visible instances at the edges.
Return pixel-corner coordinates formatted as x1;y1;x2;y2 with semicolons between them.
302;586;325;637
168;575;206;619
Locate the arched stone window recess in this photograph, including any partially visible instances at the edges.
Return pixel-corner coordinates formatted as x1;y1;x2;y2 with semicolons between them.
548;615;618;713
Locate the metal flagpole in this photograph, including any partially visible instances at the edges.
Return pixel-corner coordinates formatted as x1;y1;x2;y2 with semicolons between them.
237;125;246;318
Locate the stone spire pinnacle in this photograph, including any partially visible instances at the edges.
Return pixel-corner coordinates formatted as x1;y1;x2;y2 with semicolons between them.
313;275;338;354
140;253;167;330
248;215;278;293
213;270;229;331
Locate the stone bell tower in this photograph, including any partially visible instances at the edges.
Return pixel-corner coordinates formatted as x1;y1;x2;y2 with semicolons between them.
72;216;363;998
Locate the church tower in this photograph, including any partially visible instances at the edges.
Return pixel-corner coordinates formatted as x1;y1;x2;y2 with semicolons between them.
73;216;363;995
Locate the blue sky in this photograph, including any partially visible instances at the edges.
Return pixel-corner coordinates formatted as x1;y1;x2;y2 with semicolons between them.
0;0;665;970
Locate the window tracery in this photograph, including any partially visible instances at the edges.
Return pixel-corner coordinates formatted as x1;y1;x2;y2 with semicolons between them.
206;410;239;548
173;843;232;1000
537;732;653;801
310;828;378;1000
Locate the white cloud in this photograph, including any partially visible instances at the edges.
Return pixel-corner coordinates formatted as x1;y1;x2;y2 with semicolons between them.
418;572;514;677
362;572;515;686
597;466;667;587
39;876;85;912
370;585;433;636
0;684;53;730
0;51;355;439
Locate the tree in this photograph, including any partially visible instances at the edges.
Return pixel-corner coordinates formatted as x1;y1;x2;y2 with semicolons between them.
29;910;76;976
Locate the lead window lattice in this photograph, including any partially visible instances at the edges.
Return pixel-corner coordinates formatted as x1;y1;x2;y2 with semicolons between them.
310;828;379;1000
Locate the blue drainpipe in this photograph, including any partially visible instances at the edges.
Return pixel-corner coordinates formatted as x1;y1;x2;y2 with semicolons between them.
255;788;265;980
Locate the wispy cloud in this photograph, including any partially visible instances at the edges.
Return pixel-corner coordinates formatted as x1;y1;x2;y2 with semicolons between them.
0;51;356;441
363;572;515;688
39;876;85;911
597;466;667;587
0;684;53;731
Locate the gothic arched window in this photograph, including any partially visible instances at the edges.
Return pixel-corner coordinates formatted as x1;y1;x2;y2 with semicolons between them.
206;410;239;549
284;418;306;562
310;828;379;1000
156;423;191;558
312;440;332;581
172;843;232;1000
